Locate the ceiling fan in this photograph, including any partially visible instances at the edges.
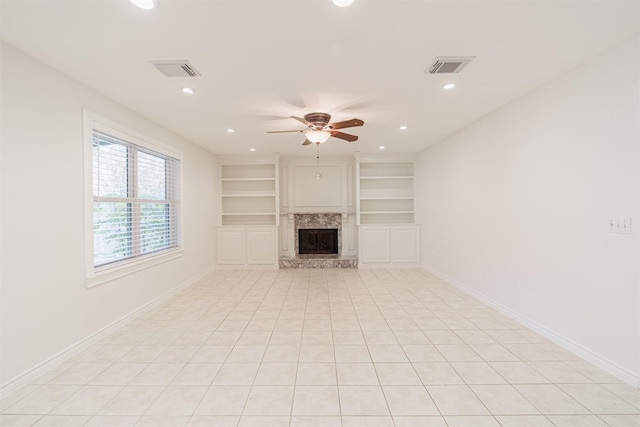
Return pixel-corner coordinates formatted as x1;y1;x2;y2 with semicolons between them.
267;112;364;145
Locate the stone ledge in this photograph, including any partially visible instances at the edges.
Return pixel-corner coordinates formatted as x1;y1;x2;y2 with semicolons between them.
279;256;358;269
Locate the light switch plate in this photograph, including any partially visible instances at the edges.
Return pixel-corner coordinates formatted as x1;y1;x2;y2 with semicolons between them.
608;218;632;234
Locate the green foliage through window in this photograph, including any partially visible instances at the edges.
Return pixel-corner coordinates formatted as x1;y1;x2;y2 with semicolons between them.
92;129;180;268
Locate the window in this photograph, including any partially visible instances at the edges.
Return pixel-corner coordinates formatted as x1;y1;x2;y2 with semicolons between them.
85;112;182;284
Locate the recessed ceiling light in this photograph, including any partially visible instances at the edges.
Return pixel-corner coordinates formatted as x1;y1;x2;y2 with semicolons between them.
333;0;354;7
379;146;385;150
130;0;155;10
227;128;236;133
399;126;408;130
443;83;456;90
181;87;194;95
249;148;256;152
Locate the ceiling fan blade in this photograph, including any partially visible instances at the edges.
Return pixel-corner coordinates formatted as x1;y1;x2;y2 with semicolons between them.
266;130;304;133
329;118;364;130
330;130;358;142
291;116;314;127
302;139;312;146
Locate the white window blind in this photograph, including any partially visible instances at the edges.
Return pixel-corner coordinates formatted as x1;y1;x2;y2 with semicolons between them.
92;129;181;269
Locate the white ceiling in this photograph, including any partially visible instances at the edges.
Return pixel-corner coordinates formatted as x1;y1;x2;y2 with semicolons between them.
2;0;638;157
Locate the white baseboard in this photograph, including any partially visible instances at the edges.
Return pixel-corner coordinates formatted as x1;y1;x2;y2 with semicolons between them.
215;264;279;270
0;265;216;398
422;264;639;388
358;262;423;269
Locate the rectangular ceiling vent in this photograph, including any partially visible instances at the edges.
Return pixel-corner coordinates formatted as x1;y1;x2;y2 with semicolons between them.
426;56;475;74
149;60;201;77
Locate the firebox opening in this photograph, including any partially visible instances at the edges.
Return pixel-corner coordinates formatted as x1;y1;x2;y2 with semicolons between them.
298;229;338;255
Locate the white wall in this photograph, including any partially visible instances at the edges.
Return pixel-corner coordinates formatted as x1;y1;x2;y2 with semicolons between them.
417;35;640;384
0;43;217;387
280;155;356;215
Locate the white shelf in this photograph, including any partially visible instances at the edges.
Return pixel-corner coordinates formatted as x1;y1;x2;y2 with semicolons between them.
359;162;414;178
359;213;415;224
357;160;415;225
219;162;279;226
221;163;276;180
222;215;276;226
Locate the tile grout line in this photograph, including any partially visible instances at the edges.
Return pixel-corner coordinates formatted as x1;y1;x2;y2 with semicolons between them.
142;269;255;425
356;268;403;426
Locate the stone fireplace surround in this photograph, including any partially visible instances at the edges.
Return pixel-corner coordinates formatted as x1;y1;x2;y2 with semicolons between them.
279;213;358;268
294;213;342;256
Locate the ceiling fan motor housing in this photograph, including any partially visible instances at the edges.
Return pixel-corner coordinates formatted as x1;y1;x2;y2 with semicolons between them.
304;112;331;129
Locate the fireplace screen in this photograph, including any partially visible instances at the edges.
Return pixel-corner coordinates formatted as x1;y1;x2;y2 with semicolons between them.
298;229;338;255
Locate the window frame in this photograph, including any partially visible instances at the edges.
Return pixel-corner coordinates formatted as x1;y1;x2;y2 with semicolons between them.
83;110;183;287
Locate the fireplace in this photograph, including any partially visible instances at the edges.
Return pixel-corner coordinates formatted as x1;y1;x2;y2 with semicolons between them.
299;229;338;255
293;213;343;257
279;213;358;268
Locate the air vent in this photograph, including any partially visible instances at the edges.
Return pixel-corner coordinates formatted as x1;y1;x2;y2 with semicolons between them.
149;60;201;77
426;56;475;74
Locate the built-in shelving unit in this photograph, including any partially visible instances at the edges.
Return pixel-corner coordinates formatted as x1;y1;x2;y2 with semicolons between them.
355;155;420;266
217;157;280;267
220;162;278;226
356;160;415;224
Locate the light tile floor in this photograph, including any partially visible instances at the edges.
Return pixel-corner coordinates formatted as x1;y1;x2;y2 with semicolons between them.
2;269;639;427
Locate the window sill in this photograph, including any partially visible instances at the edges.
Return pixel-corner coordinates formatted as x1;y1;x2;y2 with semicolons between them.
86;248;183;288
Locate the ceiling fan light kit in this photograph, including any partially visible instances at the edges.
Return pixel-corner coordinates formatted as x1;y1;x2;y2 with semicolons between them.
130;0;155;10
306;130;331;144
333;0;354;7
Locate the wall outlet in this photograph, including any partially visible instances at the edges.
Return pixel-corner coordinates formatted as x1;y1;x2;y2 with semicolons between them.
608;218;632;234
482;271;487;280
